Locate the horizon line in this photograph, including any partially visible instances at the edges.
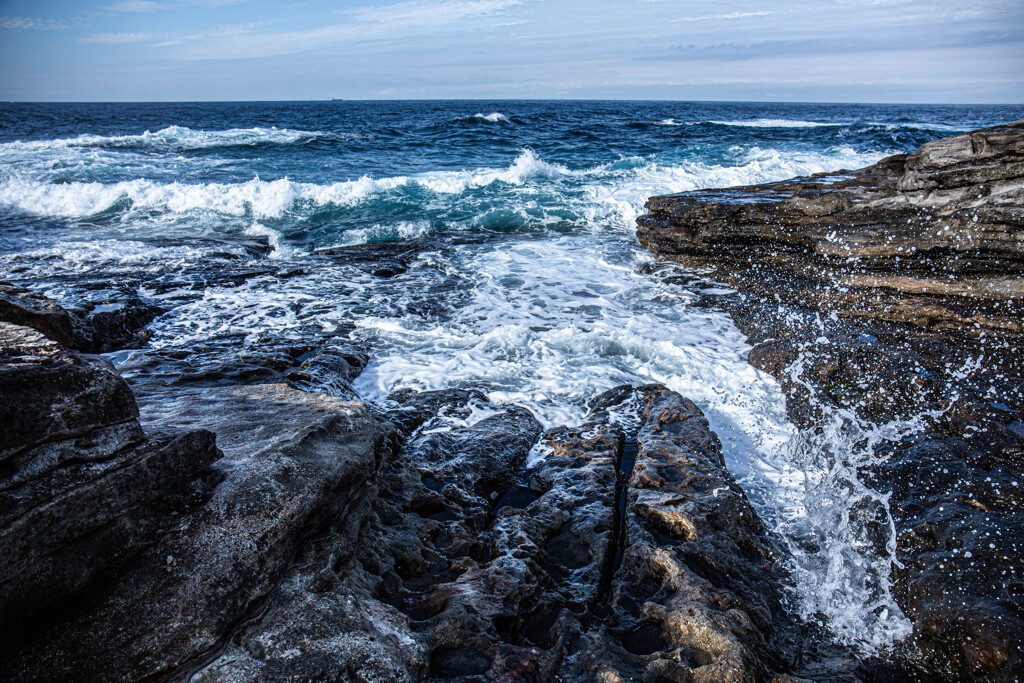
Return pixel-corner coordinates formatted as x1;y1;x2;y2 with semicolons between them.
3;98;1023;107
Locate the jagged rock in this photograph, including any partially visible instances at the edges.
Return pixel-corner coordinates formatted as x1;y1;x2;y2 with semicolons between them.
70;297;164;354
562;386;793;683
0;282;74;347
402;405;542;501
216;384;825;683
637;120;1024;681
385;387;491;435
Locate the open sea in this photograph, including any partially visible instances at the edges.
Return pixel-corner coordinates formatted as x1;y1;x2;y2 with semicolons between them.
1;100;1020;652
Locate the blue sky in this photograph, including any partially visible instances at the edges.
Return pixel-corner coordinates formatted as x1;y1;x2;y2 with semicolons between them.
1;0;1022;102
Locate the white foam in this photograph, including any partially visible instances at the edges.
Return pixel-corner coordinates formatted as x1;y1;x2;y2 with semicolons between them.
325;220;433;248
0;149;569;219
0;125;321;153
473;112;510;123
113;139;910;652
709;118;833;128
577;145;882;227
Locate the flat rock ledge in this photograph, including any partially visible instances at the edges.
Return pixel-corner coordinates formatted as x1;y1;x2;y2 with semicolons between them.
637;119;1024;681
1;284;858;681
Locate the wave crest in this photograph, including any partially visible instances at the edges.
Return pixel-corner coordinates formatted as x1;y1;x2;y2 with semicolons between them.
0;125;323;153
0;149;569;219
473;112;510;123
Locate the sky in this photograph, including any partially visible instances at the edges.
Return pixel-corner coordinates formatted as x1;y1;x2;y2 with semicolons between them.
0;0;1022;102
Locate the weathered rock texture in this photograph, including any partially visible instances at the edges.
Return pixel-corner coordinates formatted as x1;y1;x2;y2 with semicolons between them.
561;386;797;682
202;382;859;683
637;120;1024;680
638;118;1024;336
0;322;221;646
0;316;400;680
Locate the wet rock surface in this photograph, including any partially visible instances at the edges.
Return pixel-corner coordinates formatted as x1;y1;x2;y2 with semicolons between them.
0;291;400;680
0;282;74;347
638;119;1024;336
0;322;221;647
638;121;1024;680
189;384;861;683
1;307;843;683
70;296;165;354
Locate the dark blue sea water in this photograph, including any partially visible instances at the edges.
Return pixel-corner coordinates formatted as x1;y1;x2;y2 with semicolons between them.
1;100;1020;649
1;101;1018;252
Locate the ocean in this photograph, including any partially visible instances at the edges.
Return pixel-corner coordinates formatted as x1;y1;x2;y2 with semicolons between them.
1;100;1020;651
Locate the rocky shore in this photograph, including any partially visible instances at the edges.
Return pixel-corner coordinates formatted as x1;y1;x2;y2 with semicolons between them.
639;119;1024;680
0;291;835;682
1;120;1021;682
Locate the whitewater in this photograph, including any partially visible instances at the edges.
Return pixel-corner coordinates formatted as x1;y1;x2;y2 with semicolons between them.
1;100;1018;653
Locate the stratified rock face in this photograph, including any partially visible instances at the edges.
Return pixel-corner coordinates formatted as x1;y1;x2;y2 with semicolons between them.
1;380;399;682
0;322;138;458
636;121;1024;681
637;118;1024;334
0;283;74;347
0;322;221;644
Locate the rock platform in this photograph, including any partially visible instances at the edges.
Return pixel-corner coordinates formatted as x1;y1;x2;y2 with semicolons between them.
638;119;1024;681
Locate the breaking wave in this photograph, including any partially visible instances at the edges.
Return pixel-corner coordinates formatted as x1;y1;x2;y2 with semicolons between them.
0;125;323;152
0;146;881;227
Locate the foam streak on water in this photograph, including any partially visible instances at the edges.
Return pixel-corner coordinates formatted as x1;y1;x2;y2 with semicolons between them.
2;101;1018;654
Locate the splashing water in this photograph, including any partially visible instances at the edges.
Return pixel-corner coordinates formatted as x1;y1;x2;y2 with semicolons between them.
767;404;923;650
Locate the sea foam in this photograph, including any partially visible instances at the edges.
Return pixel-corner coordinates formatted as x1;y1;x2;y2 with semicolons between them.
0;125;322;152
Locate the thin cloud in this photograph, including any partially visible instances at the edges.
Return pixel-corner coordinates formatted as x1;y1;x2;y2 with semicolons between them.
341;0;521;25
672;11;772;23
79;31;155;45
103;0;166;12
1;16;68;30
173;0;523;60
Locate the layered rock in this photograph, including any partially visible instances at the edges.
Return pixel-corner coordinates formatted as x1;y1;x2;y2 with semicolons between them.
0;284;403;682
0;322;220;645
637;120;1024;680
